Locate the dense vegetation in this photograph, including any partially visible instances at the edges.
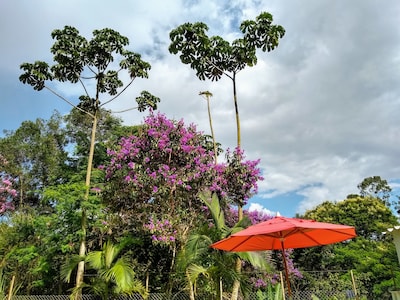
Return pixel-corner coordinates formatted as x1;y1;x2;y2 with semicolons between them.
1;12;399;300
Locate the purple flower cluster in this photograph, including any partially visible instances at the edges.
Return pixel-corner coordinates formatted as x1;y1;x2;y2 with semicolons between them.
280;248;303;278
250;273;280;289
0;177;16;213
225;207;273;228
104;112;216;192
143;216;177;245
253;278;268;288
104;112;263;208
223;147;264;206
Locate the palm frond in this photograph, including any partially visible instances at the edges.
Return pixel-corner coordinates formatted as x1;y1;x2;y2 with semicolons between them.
61;255;85;283
107;257;135;292
103;241;118;269
230;215;251;235
176;233;213;273
68;282;91;300
186;233;213;254
186;264;210;283
199;191;228;234
236;251;272;271
86;250;104;270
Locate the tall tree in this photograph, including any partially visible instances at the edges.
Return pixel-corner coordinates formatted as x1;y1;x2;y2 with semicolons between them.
357;176;392;206
169;13;284;298
65;108;132;171
169;11;284;148
199;91;219;162
304;196;397;240
0;112;70;208
19;25;159;291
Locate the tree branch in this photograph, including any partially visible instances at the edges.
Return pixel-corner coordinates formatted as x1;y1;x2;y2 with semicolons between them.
43;85;94;118
111;106;139;114
79;78;90;98
100;78;135;107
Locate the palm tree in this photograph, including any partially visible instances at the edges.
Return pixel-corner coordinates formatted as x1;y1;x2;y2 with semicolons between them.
62;240;147;300
175;192;271;300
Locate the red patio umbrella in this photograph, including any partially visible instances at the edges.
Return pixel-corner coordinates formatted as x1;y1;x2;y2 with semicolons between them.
211;216;356;297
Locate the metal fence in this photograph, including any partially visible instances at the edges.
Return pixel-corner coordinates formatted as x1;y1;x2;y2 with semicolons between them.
12;291;360;300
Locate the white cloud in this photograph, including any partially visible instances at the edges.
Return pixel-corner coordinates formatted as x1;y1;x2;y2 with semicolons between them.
2;0;400;216
248;203;277;217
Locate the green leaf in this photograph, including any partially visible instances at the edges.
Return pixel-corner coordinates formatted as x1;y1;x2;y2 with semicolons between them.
199;191;227;233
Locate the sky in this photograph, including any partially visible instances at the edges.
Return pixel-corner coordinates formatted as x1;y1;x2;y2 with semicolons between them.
1;0;400;217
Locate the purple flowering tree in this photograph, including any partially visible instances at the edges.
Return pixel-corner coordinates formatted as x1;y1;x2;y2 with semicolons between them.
102;112;263;288
0;178;16;214
103;112;262;231
223;147;263;207
0;155;16;214
104;112;219;221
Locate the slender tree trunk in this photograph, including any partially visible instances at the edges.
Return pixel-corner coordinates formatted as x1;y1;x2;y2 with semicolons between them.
231;72;242;300
75;112;98;294
166;244;177;295
232;73;241;148
200;91;218;162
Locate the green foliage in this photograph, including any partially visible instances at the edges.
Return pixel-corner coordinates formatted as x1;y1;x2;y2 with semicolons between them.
19;61;52;91
173;192;272;299
0;179;108;295
0;111;71;208
0;209;66;294
169;11;285;149
136;91;161;112
303;196;397;239
297;194;400;299
256;283;283;300
199;192;227;233
43;181;108;249
357;175;393;207
169;12;285;81
20;26;154;105
64;108;127;170
63;240;147;300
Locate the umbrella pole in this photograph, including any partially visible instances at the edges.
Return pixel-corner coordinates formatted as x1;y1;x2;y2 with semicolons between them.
281;241;292;298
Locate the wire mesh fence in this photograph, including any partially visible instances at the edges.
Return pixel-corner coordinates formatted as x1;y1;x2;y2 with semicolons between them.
10;269;387;300
11;293;356;300
11;290;360;300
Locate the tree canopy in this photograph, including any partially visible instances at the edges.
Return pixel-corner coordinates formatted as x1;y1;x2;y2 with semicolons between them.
19;25;160;291
297;194;400;299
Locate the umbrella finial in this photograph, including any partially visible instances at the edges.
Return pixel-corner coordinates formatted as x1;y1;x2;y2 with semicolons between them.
276;212;281;217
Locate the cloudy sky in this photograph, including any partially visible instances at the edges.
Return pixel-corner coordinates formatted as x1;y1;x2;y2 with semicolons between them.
1;0;400;217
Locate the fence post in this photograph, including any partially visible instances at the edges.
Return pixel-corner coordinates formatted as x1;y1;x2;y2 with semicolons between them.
7;275;15;300
350;270;358;299
220;277;223;300
280;271;286;300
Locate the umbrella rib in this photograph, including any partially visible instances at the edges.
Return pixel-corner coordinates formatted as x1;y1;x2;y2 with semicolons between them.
226;236;255;252
301;228;356;246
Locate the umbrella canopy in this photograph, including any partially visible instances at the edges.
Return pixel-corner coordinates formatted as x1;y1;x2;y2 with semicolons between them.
211;216;356;252
211;216;356;297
